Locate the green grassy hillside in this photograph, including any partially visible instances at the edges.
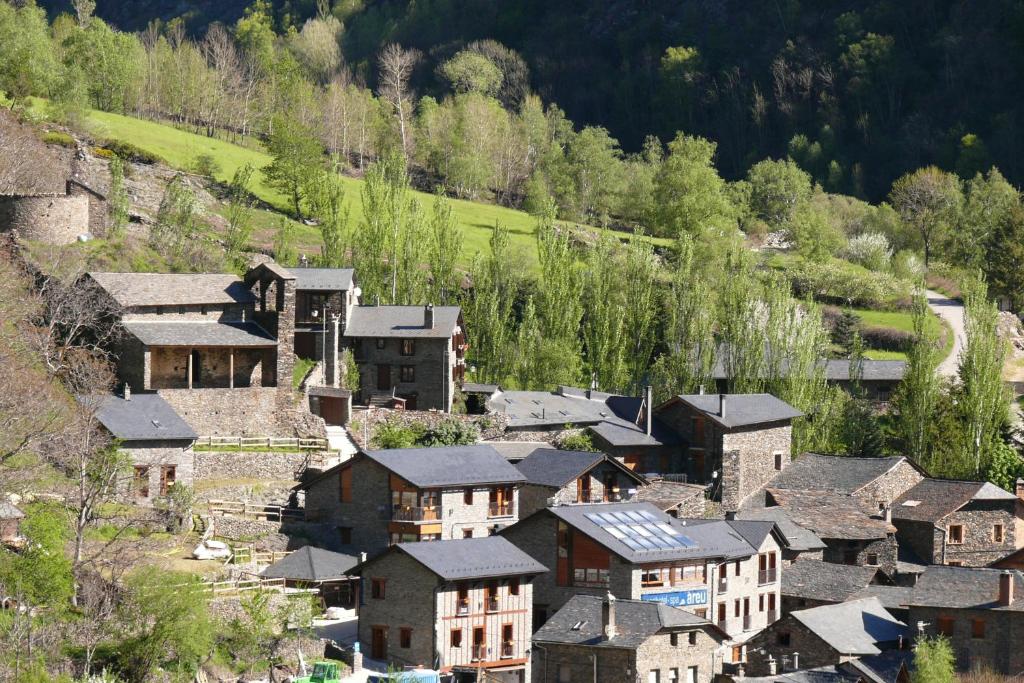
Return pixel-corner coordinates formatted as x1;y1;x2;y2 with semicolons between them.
84;110;670;271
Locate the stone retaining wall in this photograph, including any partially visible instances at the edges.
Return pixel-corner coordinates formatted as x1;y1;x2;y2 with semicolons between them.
195;449;309;482
210;515;331;552
349;407;507;448
0;193;89;244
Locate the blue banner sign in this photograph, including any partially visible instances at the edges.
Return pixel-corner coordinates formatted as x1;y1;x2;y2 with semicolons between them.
641;588;708;607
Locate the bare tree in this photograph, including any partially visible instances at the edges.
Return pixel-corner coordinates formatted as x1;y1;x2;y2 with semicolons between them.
377;43;421;159
0;110;64;195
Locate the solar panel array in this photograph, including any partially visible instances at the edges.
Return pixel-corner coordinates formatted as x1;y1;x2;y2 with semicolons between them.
584;510;695;552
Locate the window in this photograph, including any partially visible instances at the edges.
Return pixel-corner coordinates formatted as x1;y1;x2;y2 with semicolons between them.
694;608;707;619
948;560;963;567
457;583;469;614
774;452;784;470
642;567;665;586
948;525;964;544
400;628;412;649
508;577;520;596
463;529;473;539
400;365;415;382
668;669;679;683
717;603;726;624
501;623;514;657
843;550;858;565
371;578;386;599
866;553;879;566
451;628;463;648
937;616;954;636
159;465;176;495
200;305;208;315
683;631;695;645
972;619;986;639
401;339;415;356
133;466;150;498
558;664;571;683
156;306;164;315
686;667;697;683
485;580;499;612
759;595;765;612
338;526;352;545
376;338;386;350
464;488;474;505
777;632;791;646
670;633;679;646
994;524;1005;543
734;559;741;576
339;467;352;502
734;599;741;618
732;646;745;663
648;671;660;683
574;568;609;587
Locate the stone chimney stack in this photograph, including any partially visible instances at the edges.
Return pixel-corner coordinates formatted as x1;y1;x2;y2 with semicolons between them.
999;571;1014;606
719;394;727;418
601;592;617;640
767;657;777;676
123;383;131;401
424;303;434;329
791;652;799;670
644;385;653;436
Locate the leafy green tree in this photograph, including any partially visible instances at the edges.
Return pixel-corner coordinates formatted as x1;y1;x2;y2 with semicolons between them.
958;168;1019;270
564;126;624;224
426;192;463;306
224;591;277;675
535;214;583;351
0;503;73;609
582;235;628;391
420;417;479;446
557;429;599;452
262;115;324;219
911;637;955;683
984;205;1024;311
62;18;145;113
985;442;1024;492
107;156;129;240
308;170;351;267
463;222;519;384
0;2;59;106
151;175;200;264
746;158;813;230
622;237;660;391
888;166;962;266
224;163;256;266
789;200;845;261
652;133;734;239
892;290;941;466
440;50;503;96
832;310;860;356
273;216;297;265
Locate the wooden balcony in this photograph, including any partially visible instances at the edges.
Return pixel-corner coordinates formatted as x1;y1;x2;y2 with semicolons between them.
391;505;441;522
488;502;515;518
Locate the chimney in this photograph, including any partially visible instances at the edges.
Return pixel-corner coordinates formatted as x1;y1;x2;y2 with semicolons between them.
359;552;367;563
424;303;434;329
767;657;777;676
601;592;616;640
644;385;653;436
999;571;1014;606
123;383;131;401
791;652;799;671
719;394;726;418
1016;478;1024;501
698;384;705;395
883;505;892;523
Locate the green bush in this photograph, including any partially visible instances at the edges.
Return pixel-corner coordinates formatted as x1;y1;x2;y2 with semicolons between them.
371;418;425;449
420;418;479;447
556;429;599;452
786;258;910;309
860;325;914;352
41;130;75;147
191;152;222;178
100;139;164;165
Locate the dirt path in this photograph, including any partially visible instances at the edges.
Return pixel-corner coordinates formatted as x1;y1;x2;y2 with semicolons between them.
926;289;965;377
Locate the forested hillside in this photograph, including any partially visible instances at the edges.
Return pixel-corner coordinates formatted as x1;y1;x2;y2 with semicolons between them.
36;0;1024;199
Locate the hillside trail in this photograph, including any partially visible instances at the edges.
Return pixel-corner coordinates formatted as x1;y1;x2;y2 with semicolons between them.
926;289;965;378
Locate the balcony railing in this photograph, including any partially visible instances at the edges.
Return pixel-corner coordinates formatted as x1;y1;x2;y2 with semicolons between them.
718;577;728;593
743;614;752;631
759;568;777;585
471;645;487;661
717;618;728;630
501;641;515;658
391;505;441;522
767;610;778;624
486;596;500;613
488;502;515;518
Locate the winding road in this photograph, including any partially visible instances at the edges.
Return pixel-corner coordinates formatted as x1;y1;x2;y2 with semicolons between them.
926;289;966;377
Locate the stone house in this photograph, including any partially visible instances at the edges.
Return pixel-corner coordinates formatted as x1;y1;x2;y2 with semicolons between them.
87;390;197;504
906;566;1024;673
633;478;710;518
762;489;899;578
355;536;545;681
290;267;357;359
488;386;682;474
298;444;525;554
259;545;359;610
531;594;728;683
0;178;107;244
735;507;827;565
780;559;882;614
500;501;785;650
892;479;1020;567
0;502;24;544
513;448;648;518
744;597;909;677
654;394;803;512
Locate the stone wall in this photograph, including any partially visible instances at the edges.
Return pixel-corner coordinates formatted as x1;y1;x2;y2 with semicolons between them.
0;193;89;244
535;643;635;683
745;614;843;675
150;346;265;389
853;460;925;508
821;536;897;578
907;605;1024;673
351;335;454;412
721;423;792;512
122;441;195;504
67;179;107;235
937;502;1019;567
158;386;287;436
637;628;722;683
304;455;391;554
437;485;520;540
194;449;309;482
358;550;439;668
209;515;328;551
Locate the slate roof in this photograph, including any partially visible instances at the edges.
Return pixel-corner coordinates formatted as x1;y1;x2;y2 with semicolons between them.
123;321;277;347
532;595;724;649
735;507;827;551
88;393;197;441
907;566;1024;611
893;479;1017;522
542;503;758;563
781;559;879;602
767;453;918;495
659;394;803;429
633;479;708;514
88;272;255;306
290;267;354;291
514;449;643;489
710;357;906;383
729;520;783;550
259;546;358;582
790;597;909;655
766;489;894;540
366;444;526;488
484;441;548;462
489;388;679;446
0;502;24;519
344;305;461;338
849;585;914;611
462;382;501;394
392;536;547;580
844;650;913;683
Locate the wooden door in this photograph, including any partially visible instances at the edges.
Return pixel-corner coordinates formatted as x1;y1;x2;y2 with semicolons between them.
371;626;387;660
577;476;591;503
472;625;485;660
692;450;705;481
321;397;345;426
159;466;176;495
377;364;391;390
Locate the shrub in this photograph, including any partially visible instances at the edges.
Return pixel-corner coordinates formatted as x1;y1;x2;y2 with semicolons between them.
843;232;892;271
892;249;925;282
190;152;222;179
556;428;599;452
41;130;75;147
787;257;910;309
420;418;479;447
860;325;914;352
100;139;164;165
371;418;425;449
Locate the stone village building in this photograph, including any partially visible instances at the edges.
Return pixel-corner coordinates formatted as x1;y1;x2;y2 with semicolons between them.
892;479;1021;568
87;389;197;504
355;536;546;682
500;501;785;661
512;448;648;519
779;559;884;614
298;444;525;554
531;594;728;683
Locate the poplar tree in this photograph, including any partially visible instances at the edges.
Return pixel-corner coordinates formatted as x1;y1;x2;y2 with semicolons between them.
224;163;255;266
717;249;765;393
308;170;350;268
463;223;517;384
535;214;583;354
427;192;463;306
893;289;941;467
622;237;659;391
583;235;628;391
107;156;129;240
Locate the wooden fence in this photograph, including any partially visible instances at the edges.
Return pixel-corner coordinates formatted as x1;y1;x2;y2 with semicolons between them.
197;435;329;450
230;546;293;566
204;576;286;596
207;500;305;522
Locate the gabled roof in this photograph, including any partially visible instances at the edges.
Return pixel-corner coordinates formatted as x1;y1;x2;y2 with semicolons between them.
344;305;461;338
122;320;277;347
767;453;922;495
387;537;546;581
907;566;1024;611
259;546;358;582
766;489;894;540
533;595;725;649
843;650;913;683
657;394;803;430
633;478;708;515
366;444;526;488
740;667;861;683
790;597;908;655
893;479;1017;522
849;585;914;611
535;503;758;563
291;267;354;291
484;441;548;461
710;356;906;383
782;559;879;603
87;272;255;306
514;449;645;489
736;507;827;551
728;519;787;550
86;393;197;441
